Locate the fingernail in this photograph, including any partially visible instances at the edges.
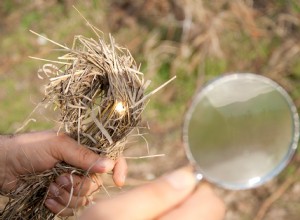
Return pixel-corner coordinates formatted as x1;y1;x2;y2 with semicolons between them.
45;198;56;208
116;174;126;187
120;174;126;184
56;176;70;187
49;183;60;197
164;168;196;190
95;158;114;172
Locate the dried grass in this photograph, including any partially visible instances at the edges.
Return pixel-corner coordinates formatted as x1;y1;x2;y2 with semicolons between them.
0;16;175;219
115;0;300;84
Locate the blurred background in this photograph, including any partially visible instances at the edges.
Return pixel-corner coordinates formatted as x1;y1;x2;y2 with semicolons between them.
0;0;300;219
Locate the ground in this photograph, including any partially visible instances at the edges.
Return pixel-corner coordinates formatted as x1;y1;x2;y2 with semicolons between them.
1;1;300;219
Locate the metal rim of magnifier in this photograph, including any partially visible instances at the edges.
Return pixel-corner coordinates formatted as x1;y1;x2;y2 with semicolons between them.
183;73;300;190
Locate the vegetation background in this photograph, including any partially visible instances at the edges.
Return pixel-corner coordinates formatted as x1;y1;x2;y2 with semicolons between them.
0;0;300;219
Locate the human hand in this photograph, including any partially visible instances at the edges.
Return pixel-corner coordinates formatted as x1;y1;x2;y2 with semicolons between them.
80;167;225;220
0;131;127;216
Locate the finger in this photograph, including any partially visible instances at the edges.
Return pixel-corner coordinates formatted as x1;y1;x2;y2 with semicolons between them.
56;174;102;196
158;183;225;220
48;182;93;208
45;198;74;217
80;167;196;220
113;157;128;187
52;133;115;173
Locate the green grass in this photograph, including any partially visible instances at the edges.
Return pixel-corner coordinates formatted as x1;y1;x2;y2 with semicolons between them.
0;78;31;133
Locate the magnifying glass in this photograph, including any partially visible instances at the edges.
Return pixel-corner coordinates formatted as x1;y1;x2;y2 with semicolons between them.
183;73;299;190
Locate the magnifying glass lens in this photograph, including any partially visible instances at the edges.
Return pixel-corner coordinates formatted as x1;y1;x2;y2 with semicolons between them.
184;74;299;189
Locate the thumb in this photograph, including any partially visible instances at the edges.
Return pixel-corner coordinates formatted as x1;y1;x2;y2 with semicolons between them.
53;133;115;173
80;167;196;220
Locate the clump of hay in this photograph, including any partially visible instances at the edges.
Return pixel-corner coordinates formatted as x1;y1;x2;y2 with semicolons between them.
0;24;175;219
43;33;146;160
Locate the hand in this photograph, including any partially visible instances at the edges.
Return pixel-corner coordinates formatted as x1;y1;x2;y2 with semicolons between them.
80;167;225;220
0;131;127;216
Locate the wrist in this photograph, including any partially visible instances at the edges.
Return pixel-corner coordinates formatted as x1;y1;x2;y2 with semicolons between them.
0;135;12;193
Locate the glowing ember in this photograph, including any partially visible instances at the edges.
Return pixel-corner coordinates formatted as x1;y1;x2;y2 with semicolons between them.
115;101;126;114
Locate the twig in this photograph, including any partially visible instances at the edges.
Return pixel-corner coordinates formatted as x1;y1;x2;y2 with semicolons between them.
132;76;177;108
124;154;165;159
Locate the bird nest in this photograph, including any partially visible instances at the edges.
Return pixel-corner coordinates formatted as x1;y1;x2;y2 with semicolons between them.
0;25;175;219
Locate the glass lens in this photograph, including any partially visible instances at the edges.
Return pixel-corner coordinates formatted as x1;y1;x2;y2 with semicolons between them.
184;74;299;189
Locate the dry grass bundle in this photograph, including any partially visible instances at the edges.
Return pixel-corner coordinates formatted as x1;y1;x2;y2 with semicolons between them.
43;33;146;160
0;19;175;219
